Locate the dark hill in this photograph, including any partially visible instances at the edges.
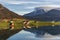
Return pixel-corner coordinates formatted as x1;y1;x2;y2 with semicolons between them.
24;8;60;21
24;8;45;17
0;4;23;19
36;9;60;21
23;7;45;20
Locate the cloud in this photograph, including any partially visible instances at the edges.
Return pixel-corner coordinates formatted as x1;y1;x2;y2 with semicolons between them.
1;0;40;4
25;7;35;9
1;0;60;5
25;5;60;9
0;1;52;5
15;11;33;15
8;1;40;4
1;0;60;15
0;0;58;5
43;0;60;2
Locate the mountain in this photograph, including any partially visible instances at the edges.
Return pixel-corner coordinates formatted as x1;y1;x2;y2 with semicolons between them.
0;4;23;19
36;9;60;21
23;7;45;17
23;7;46;20
23;6;57;17
24;7;60;21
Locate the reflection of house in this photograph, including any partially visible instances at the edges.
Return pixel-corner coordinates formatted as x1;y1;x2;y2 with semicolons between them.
51;21;55;27
23;20;31;28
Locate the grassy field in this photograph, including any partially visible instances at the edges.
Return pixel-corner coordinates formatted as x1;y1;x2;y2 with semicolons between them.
29;21;60;27
0;19;25;29
0;19;60;29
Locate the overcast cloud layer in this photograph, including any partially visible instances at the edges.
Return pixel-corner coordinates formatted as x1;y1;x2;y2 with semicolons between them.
0;0;60;15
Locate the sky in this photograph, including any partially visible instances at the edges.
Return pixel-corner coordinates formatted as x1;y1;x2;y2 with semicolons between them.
0;0;60;15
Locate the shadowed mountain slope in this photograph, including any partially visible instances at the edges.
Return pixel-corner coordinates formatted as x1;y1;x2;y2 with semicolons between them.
24;7;60;21
0;4;23;19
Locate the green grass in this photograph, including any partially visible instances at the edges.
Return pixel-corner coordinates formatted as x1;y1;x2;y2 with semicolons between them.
0;21;9;29
0;19;25;29
29;21;60;27
0;19;60;29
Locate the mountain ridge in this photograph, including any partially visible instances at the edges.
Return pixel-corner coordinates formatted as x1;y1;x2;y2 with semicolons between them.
0;4;23;19
23;7;60;21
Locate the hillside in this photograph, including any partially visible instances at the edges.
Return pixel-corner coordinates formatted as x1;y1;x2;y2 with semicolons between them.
23;7;45;17
23;7;60;21
0;4;23;19
35;9;60;21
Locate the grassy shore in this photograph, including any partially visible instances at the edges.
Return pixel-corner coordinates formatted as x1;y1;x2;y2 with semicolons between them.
29;21;60;27
0;19;24;40
0;19;60;40
0;19;25;29
0;19;60;29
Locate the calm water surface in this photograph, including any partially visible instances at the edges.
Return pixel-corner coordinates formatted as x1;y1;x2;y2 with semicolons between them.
8;26;60;40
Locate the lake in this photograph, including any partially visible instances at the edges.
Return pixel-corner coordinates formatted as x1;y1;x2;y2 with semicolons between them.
7;26;60;40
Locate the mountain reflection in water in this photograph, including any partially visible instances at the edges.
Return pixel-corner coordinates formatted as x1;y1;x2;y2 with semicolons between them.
8;26;60;40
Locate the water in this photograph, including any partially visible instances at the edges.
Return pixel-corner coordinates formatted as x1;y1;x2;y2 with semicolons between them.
7;26;60;40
